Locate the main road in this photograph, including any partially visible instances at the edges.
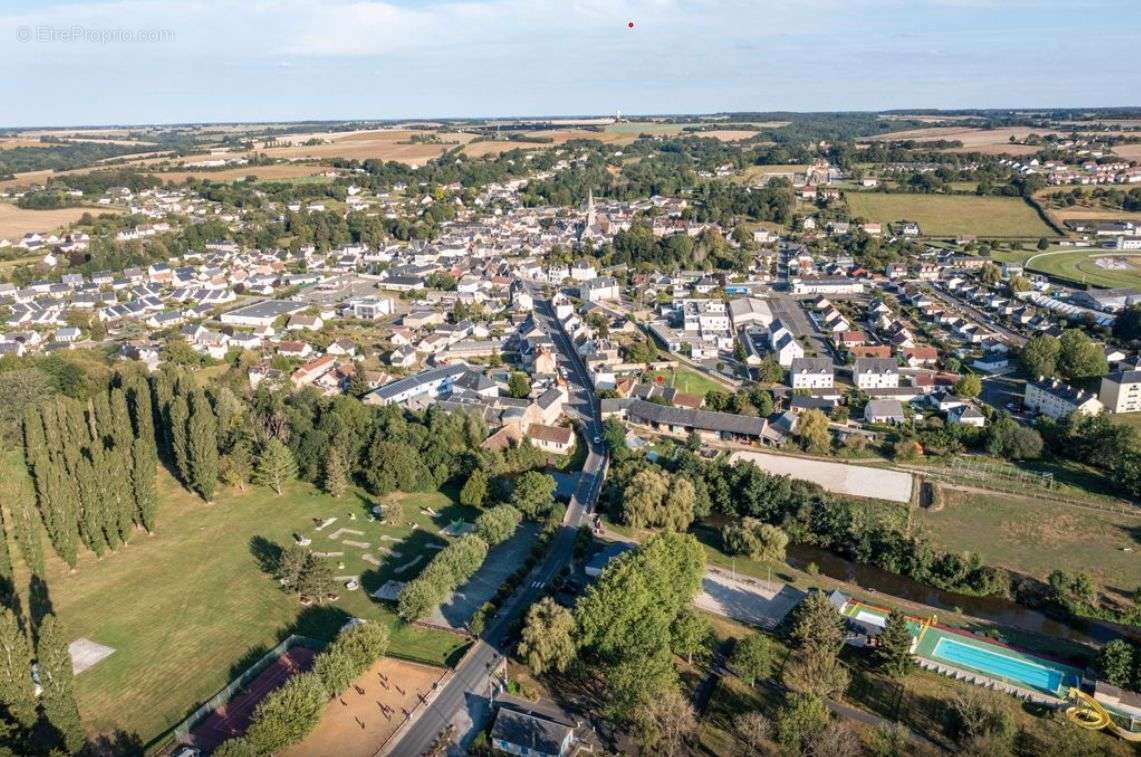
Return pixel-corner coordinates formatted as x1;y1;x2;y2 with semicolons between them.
386;292;607;756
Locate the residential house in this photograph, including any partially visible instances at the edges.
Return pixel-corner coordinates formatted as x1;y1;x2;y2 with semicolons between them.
789;357;835;391
527;423;575;455
853;358;900;389
864;399;906;424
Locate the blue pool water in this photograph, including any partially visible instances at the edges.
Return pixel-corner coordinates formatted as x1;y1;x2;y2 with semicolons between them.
931;637;1074;694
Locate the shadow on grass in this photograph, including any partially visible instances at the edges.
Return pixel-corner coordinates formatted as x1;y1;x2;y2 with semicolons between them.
248;535;283;575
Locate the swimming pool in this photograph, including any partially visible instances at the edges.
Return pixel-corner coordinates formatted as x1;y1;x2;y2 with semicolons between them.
930;636;1076;695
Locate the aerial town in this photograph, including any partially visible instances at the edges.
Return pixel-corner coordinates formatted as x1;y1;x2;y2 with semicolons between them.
3;2;1141;756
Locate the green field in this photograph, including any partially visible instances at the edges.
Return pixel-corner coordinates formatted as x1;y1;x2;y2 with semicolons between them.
915;489;1141;588
1027;250;1141;289
643;365;728;396
4;457;471;745
844;192;1055;238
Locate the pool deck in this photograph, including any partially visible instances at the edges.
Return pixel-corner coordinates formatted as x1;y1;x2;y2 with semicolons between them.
841;598;1082;699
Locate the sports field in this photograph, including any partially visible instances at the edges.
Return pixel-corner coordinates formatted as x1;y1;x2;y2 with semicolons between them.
1027;250;1141;289
915;488;1141;587
282;657;447;757
4;455;471;745
844;192;1054;238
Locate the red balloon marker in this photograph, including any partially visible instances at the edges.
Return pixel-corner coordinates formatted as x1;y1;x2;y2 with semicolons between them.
627;21;635;29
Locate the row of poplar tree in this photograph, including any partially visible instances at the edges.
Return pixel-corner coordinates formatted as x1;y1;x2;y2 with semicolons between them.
21;372;159;567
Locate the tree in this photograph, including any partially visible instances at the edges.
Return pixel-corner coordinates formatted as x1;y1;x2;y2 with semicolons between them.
297;554;335;600
395;578;437;621
254;438;297;495
219;438;253;492
734;711;771;753
987;416;1043;460
954;373;982;399
364;441;429;495
1057;328;1108;380
1020;334;1060;379
732;632;771;685
798;409;831;454
459;468;489;508
507;372;531;399
322;446;350;498
510;471;556;519
1098;639;1134;688
775;693;830;757
168;392;191;484
788;591;845;657
275;544;310;592
1112;304;1141;343
661;476;697;533
783;648;850;698
722;518;788;563
474;504;522;545
756;356;783;384
633;687;696;756
187;389;219;500
620;467;669;528
518;598;577;675
243;671;327;754
670;608;710;665
979;262;1001;286
873;610;916;678
0;608;37;729
36;613;85;753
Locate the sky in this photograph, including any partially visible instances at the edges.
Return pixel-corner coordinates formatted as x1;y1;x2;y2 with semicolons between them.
1;0;1138;127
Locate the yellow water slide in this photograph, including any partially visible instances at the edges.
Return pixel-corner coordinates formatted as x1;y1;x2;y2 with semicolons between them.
1065;688;1141;742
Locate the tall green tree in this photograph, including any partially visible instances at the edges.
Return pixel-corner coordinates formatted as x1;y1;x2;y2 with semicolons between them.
168;392;191;485
322;446;350;499
787;590;846;658
1097;640;1134;688
130;435;158;531
254;439;297;495
1057;328;1108;380
0;607;37;729
732;632;771;685
873;610;916;678
518;597;577;674
1020;334;1060;378
670;608;710;665
187;389;219;500
459;468;489;507
36;613;85;753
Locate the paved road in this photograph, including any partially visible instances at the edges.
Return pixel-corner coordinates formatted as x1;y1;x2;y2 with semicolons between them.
388;293;607;756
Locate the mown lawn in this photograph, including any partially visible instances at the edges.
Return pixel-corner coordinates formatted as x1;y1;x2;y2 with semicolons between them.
844;192;1054;238
915;488;1141;587
3;455;471;746
1027;250;1141;289
642;366;727;397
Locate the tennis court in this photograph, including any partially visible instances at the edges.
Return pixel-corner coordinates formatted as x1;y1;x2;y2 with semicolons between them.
187;646;317;751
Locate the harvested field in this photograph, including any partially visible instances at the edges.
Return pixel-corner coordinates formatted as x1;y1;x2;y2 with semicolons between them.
145;162;331;184
844;192;1054;237
0;203;115;239
461;140;547;158
729;451;913;503
868;125;1064;148
1112;143;1141;160
694;129;760;141
281;657;448;757
1046;206;1141;224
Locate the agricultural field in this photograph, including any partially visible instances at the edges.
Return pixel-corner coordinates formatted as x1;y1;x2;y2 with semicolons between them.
735;164;811;184
3;456;471;745
142;162;333;184
865;126;1064;155
843;192;1055;238
915;488;1141;588
1026;250;1141;289
0;202;116;240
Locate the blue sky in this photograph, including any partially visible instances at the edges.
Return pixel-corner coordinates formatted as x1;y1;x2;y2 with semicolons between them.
1;0;1138;127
